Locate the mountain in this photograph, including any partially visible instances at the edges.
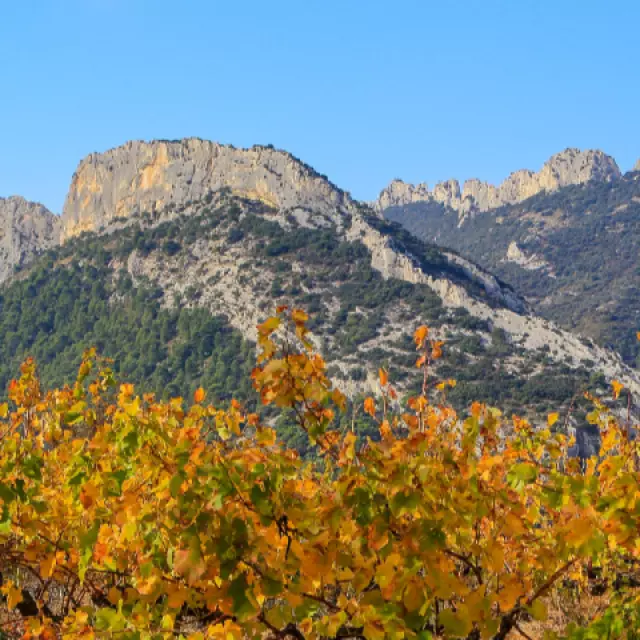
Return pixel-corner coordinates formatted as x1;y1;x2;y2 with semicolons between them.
382;160;640;367
375;148;621;218
0;139;638;436
0;196;59;282
61;139;355;240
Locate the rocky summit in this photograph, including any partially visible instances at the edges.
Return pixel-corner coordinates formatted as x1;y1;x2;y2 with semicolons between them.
0;196;59;282
375;148;621;218
61;138;357;240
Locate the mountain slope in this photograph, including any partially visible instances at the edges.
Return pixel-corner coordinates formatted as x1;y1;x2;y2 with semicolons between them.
383;169;640;366
1;139;638;424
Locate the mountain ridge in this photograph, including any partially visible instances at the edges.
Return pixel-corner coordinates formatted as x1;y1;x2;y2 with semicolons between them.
383;170;640;367
374;148;623;218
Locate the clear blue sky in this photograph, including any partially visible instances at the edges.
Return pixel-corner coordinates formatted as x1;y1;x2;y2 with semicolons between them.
1;0;639;213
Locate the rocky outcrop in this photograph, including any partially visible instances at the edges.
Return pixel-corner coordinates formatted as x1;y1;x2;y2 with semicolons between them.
61;139;357;240
504;241;550;271
375;180;432;211
347;214;524;313
0;197;60;283
634;159;640;172
375;148;622;217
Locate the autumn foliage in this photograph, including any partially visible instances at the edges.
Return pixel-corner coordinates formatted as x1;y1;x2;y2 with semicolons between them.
0;309;638;639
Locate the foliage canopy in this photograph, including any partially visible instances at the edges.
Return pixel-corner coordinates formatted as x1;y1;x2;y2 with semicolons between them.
0;310;638;639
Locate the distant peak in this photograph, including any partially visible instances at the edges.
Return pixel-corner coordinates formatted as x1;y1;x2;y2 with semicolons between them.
376;148;622;216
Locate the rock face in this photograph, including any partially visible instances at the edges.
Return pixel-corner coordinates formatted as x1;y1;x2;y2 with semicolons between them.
61;139;357;240
375;179;432;211
504;241;549;272
375;148;622;217
0;197;60;283
634;159;640;172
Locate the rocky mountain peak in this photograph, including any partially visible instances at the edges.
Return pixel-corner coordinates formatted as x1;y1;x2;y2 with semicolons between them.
375;148;622;217
0;196;60;283
375;179;432;211
61;138;357;240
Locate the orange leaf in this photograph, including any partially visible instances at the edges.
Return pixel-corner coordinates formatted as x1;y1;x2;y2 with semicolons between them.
364;397;376;417
6;583;22;610
194;387;206;404
292;309;309;324
378;368;388;387
40;554;56;579
258;316;281;336
414;325;429;348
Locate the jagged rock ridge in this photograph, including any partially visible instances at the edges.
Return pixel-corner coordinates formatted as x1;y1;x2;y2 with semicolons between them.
0;197;60;282
375;148;622;217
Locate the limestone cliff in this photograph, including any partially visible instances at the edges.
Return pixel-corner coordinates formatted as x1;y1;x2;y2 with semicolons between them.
375;148;622;217
61;139;357;240
0;197;60;282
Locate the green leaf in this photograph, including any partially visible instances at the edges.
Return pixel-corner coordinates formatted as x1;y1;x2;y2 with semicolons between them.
529;599;547;622
507;462;538;491
170;473;184;498
0;483;15;504
228;573;257;620
439;608;472;638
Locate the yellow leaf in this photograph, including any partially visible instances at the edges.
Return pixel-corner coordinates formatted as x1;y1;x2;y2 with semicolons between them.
258;316;280;336
40;554;56;579
612;379;624;400
495;580;522;611
565;518;595;547
547;412;559;427
363;620;387;640
6;583;23;610
503;513;526;536
161;614;175;630
292;309;308;325
486;543;505;572
403;581;425;612
124;396;141;417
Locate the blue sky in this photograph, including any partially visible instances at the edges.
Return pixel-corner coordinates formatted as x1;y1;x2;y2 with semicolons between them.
1;0;639;212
